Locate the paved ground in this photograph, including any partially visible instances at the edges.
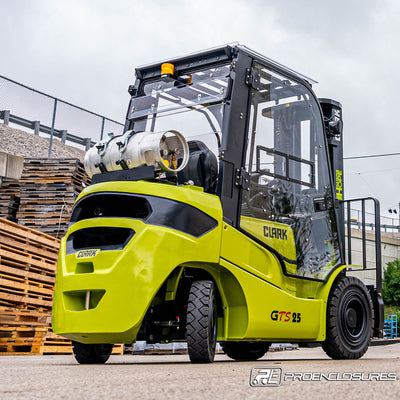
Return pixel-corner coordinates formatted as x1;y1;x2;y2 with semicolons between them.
1;344;400;400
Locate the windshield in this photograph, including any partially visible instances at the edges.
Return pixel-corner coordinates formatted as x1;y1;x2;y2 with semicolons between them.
127;66;230;158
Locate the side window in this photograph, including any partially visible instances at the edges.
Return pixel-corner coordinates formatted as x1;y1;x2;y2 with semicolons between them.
241;64;340;280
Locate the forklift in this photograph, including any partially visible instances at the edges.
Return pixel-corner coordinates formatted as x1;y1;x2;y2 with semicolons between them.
52;44;384;364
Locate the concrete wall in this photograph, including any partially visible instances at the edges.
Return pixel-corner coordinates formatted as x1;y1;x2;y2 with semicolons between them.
346;229;400;286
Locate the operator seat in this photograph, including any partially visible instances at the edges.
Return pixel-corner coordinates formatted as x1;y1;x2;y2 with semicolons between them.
177;140;218;194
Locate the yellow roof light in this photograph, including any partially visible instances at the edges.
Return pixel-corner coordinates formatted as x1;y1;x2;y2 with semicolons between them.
161;63;174;76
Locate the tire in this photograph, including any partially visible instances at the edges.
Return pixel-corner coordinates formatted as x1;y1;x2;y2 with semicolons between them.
186;280;217;363
221;341;270;361
72;341;114;364
322;276;373;359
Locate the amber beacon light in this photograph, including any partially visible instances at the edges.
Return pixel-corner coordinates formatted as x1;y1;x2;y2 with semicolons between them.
161;63;175;76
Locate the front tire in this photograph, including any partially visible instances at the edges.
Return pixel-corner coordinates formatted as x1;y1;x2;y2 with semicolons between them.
322;276;373;359
186;280;217;363
72;341;114;364
221;341;270;361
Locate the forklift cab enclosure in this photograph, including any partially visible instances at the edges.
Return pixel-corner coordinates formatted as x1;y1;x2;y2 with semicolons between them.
52;44;383;364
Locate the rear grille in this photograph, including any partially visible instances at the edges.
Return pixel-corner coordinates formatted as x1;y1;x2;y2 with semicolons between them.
66;227;134;254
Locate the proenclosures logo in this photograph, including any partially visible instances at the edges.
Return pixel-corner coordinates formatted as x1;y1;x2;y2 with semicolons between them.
250;367;398;387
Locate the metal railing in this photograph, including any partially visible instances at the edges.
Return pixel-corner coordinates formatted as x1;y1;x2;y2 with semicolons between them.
0;75;125;156
346;207;400;234
344;198;382;276
0;110;95;150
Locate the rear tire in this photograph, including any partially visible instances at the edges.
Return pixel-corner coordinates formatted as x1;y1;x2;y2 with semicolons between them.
186;280;217;363
221;341;270;361
72;341;113;364
322;276;373;359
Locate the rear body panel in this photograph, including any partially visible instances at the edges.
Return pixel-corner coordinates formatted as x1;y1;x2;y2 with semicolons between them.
52;182;222;343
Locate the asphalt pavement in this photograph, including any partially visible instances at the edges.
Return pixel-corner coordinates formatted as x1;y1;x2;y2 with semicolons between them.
1;343;400;400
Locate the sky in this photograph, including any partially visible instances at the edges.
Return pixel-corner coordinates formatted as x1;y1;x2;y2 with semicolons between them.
1;0;400;220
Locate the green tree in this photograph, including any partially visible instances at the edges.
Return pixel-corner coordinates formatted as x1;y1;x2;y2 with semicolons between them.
382;259;400;304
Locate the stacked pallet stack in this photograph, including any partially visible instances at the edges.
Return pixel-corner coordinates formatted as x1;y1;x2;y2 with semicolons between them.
0;218;123;355
17;158;91;238
0;179;20;222
0;217;65;355
0;218;59;311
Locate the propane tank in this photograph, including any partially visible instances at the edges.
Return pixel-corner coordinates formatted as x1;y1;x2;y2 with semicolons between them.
84;130;189;178
83;132;115;177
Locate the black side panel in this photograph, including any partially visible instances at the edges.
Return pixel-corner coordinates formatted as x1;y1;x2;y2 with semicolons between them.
146;197;217;237
71;193;218;238
220;52;253;226
70;193;151;222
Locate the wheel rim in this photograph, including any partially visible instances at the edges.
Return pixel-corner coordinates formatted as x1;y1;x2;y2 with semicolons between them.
339;290;368;346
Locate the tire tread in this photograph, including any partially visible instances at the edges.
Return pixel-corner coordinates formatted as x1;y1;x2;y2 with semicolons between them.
72;342;114;364
186;280;217;363
322;276;373;359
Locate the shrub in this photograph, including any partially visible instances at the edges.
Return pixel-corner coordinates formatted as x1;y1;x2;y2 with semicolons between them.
383;259;400;304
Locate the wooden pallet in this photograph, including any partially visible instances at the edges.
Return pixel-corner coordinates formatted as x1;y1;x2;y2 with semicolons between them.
0;243;57;273
0;217;60;250
0;279;54;310
0;326;47;353
0;309;50;354
0;308;50;327
0;265;54;287
34;331;73;355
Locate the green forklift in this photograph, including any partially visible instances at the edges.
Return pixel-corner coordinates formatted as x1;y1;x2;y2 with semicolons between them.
52;44;384;364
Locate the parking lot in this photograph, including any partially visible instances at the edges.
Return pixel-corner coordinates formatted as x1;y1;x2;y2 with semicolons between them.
1;342;399;400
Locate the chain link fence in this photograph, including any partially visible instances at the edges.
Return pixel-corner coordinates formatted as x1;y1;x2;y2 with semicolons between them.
0;75;125;155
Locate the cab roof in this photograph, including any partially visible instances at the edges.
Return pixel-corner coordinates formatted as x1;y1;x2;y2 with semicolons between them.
134;43;317;86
